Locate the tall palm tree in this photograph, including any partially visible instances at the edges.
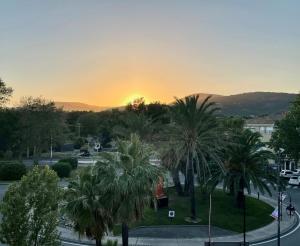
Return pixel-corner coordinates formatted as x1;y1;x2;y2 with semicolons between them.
63;167;114;246
170;95;223;220
95;134;162;246
210;129;276;207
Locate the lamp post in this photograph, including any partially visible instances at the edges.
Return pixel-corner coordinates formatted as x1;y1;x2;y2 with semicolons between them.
208;193;212;246
277;148;284;246
243;164;246;246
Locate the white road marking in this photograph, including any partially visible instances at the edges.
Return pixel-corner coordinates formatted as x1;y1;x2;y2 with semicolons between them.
61;241;90;246
62;241;88;246
251;211;300;245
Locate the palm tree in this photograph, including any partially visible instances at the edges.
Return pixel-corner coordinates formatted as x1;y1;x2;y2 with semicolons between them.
63;167;114;246
95;134;162;246
211;129;276;207
170;95;223;220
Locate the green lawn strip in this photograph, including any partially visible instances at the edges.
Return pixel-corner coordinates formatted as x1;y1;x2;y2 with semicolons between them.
113;188;274;235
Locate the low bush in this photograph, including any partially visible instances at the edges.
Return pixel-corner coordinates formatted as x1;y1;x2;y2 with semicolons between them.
105;240;118;246
59;158;78;169
0;162;27;181
51;162;72;178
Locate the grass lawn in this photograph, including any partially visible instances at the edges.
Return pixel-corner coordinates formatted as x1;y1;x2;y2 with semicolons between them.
115;187;274;234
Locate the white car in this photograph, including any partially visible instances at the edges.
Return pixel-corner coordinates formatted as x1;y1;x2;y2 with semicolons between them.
280;170;294;179
289;176;300;186
293;169;300;176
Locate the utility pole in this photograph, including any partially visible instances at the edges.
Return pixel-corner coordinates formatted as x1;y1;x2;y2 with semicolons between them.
77;122;81;138
243;164;246;246
208;193;212;246
50;134;53;162
277;153;281;246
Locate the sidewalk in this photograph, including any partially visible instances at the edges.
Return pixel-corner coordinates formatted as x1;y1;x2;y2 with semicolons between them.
60;193;298;246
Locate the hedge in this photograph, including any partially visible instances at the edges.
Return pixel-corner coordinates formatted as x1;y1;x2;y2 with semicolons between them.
59;158;78;169
51;162;72;178
0;162;27;181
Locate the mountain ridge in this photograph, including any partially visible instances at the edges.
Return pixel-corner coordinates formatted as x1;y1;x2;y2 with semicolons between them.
55;92;297;117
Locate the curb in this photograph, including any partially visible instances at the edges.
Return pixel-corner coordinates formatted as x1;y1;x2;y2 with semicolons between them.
59;193;298;245
250;210;300;245
60;237;95;246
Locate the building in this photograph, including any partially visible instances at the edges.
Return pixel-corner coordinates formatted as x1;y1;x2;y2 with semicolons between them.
244;118;297;170
244;119;274;143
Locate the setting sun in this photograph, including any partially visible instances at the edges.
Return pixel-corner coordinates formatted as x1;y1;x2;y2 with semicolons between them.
122;94;148;105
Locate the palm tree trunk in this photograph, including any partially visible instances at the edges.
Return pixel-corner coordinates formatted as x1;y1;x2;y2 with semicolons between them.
237;179;244;208
188;151;196;220
184;176;189;195
171;167;183;196
122;222;129;246
26;146;30;158
96;239;102;246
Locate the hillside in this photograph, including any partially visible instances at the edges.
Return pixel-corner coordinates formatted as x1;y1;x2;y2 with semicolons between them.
55;92;297;117
55;102;109;112
212;92;296;117
178;92;296;117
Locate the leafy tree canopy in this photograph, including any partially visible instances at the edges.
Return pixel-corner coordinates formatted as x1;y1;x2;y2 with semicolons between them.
271;94;300;162
0;78;13;108
0;166;61;246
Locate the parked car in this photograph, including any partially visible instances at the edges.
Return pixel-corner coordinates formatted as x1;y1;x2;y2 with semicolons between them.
293;169;300;176
280;170;294;179
289;176;300;186
78;150;90;157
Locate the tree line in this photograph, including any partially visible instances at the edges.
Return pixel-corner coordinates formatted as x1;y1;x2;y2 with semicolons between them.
1;78;300;246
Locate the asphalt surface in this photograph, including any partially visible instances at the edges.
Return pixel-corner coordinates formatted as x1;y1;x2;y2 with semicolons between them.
251;185;300;246
129;225;236;238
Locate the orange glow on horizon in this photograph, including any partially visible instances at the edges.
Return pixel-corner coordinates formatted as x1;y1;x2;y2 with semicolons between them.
122;93;149;105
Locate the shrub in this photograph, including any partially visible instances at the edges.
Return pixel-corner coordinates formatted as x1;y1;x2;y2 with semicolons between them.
105;240;118;246
51;162;72;178
59;157;78;169
0;162;27;181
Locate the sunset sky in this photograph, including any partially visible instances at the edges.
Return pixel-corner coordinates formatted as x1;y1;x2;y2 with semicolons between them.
1;0;300;106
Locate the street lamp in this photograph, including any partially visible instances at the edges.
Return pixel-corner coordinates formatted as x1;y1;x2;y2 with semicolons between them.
277;148;284;246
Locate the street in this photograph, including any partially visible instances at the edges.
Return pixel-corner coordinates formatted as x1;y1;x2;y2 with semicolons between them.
252;186;300;246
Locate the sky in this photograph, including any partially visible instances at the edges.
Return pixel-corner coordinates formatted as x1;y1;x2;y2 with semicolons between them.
0;0;300;106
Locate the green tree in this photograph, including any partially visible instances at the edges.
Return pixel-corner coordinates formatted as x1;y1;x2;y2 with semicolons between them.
271;94;300;163
63;167;114;246
95;134;162;246
170;95;223;220
125;97;146;114
113;112;157;142
0;166;61;246
211;129;275;207
0;78;13;108
77;112;99;137
18;97;66;159
0;109;20;157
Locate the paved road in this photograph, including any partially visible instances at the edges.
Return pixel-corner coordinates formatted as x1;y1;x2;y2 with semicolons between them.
252;185;300;246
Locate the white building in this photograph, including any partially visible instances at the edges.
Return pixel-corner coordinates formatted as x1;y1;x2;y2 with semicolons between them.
244;119;297;170
244;123;274;143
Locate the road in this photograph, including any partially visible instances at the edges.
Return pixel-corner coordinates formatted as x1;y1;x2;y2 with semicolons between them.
252;185;300;246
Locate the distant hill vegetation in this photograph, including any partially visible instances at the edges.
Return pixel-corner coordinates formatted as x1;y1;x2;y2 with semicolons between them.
55;92;297;117
196;92;296;117
55;102;109;112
